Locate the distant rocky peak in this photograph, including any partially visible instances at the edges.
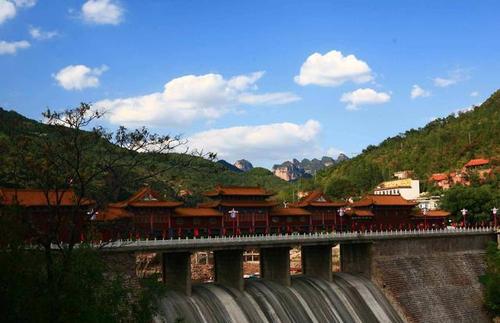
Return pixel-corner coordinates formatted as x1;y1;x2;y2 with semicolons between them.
272;162;306;181
272;155;349;181
336;153;349;162
321;156;335;163
234;159;254;172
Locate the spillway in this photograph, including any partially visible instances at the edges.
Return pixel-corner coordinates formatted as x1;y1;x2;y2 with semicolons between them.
155;273;404;323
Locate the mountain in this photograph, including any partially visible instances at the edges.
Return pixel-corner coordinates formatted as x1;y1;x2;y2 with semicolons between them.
216;160;243;173
272;160;308;181
234;159;254;172
272;155;349;181
0;107;291;204
317;90;500;195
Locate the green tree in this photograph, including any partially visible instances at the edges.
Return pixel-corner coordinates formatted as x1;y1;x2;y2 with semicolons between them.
0;103;196;322
440;185;499;224
324;177;356;199
316;89;500;192
480;242;500;316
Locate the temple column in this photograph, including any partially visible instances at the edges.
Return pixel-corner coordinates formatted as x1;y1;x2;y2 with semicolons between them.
162;252;192;296
214;249;244;291
302;245;333;281
260;247;291;286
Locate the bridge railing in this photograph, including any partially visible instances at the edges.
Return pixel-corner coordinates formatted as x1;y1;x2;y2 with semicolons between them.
62;226;496;251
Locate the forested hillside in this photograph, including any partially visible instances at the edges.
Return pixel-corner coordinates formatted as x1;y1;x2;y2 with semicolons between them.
0;107;290;204
317;90;500;197
2;90;499;203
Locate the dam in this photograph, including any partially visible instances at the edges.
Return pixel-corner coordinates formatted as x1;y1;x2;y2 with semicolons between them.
100;228;497;322
155;274;403;323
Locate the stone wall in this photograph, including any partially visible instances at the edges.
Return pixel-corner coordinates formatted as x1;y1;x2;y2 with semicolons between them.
100;252;140;290
370;234;495;323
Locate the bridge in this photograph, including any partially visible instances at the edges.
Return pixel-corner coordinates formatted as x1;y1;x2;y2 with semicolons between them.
94;227;497;297
94;226;496;252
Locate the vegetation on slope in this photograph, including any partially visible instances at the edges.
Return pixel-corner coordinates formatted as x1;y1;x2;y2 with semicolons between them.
316;90;500;198
480;242;500;317
440;174;499;223
0;106;290;204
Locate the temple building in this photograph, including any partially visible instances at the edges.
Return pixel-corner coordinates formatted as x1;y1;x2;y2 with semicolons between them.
0;188;94;242
170;207;223;238
91;185;453;240
463;158;490;171
429;158;494;190
291;190;347;231
412;209;450;229
2;183;456;244
96;186;183;239
268;206;312;234
199;186;279;234
463;158;493;182
349;194;418;230
429;173;451;190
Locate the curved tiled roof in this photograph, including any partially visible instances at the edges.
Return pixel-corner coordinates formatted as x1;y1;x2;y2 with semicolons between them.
350;194;417;207
128;201;183;208
464;158;489;167
308;201;347;207
292;190;346;208
107;187;183;209
0;188;94;207
430;173;448;181
415;209;450;217
197;201;221;208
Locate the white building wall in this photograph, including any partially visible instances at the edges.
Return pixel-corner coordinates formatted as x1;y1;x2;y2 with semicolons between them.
373;179;420;200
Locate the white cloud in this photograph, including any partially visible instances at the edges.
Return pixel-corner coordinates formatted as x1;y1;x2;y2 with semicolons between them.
187;120;322;162
410;84;431;99
53;64;108;90
470;91;479;97
433;77;456;87
294;50;373;87
227;71;264;90
0;40;30;55
96;71;300;127
0;1;16;24
238;92;301;105
13;0;36;7
81;0;123;25
29;26;59;40
340;88;391;110
0;0;37;25
433;69;469;87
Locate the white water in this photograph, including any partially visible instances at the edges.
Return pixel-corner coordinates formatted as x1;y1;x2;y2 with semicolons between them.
155;273;403;323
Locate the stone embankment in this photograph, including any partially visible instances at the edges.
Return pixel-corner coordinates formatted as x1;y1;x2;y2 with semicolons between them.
371;235;494;323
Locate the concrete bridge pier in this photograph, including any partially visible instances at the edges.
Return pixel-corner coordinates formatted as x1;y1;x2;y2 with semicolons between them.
340;243;372;277
162;252;192;296
260;247;291;286
214;249;244;291
302;245;333;281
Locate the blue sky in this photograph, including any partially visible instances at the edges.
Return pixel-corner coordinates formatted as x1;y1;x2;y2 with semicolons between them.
1;0;499;168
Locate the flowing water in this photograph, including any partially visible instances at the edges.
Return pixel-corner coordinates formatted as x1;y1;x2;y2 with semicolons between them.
155;273;404;323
